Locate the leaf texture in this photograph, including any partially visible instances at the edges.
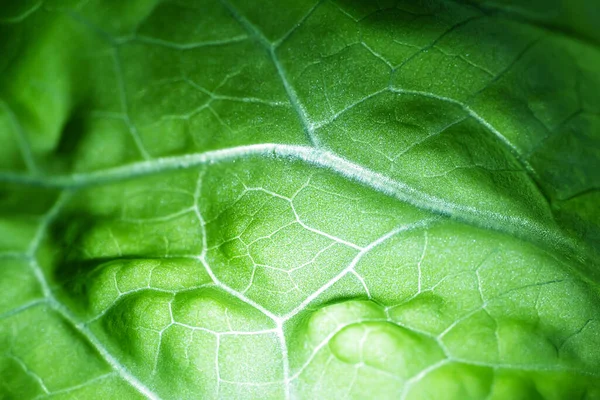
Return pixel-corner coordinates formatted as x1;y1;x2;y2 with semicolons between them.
1;0;599;399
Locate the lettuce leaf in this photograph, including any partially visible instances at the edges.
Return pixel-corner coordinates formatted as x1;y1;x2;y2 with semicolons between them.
1;0;599;398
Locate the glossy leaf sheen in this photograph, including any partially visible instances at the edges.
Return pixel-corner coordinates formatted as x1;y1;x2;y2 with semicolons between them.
0;0;599;399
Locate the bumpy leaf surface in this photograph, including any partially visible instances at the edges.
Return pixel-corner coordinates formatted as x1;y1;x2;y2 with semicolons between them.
1;0;599;399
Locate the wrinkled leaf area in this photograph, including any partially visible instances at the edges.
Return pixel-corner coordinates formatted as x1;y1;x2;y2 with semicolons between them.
1;0;599;399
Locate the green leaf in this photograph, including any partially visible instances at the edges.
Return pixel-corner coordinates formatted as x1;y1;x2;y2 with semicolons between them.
1;0;599;399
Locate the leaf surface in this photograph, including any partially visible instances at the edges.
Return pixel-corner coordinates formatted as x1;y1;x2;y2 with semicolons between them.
1;0;599;399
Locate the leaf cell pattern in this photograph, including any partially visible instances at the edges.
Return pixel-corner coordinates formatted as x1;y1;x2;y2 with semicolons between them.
1;0;599;399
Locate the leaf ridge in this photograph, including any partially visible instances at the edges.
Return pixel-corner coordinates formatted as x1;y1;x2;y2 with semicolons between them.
0;142;576;261
14;192;162;400
218;0;321;146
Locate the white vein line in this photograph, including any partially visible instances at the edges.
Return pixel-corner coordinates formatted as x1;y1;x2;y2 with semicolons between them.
287;328;339;382
121;207;195;223
273;0;323;47
350;270;371;298
242;186;361;250
448;358;599;375
117;34;249;50
32;372;116;399
0;99;38;173
25;192;72;297
292;214;362;250
417;231;428;293
0;252;30;260
389;88;539;178
0;299;46;321
437;306;482;339
286;316;388;382
192;172;281;321
49;299;161;400
0;0;42;23
211;94;288;107
215;334;221;397
8;354;49;394
312;88;387;130
218;379;283;386
282;221;431;320
275;320;291;400
23;193;161;400
174;324;277;336
112;48;151;160
361;42;394;69
218;0;320;147
399;359;450;400
0;143;567;250
270;47;320;146
288;242;337;273
191;169;290;399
